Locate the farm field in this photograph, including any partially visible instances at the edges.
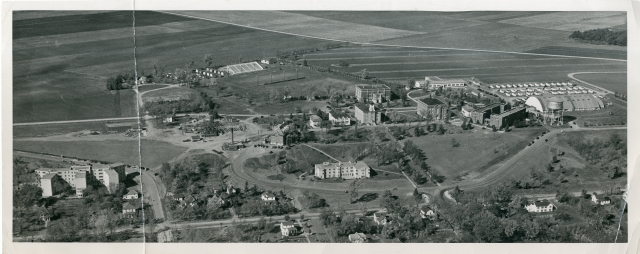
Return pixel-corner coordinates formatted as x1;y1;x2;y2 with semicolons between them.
303;46;626;83
13;121;109;138
13;11;341;123
137;84;169;92
573;72;627;94
13;139;187;168
292;11;626;53
406;127;546;179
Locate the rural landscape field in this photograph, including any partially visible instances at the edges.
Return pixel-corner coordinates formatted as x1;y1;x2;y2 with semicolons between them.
10;10;628;246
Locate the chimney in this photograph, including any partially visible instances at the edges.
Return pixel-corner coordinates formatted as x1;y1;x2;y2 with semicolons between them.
231;128;234;144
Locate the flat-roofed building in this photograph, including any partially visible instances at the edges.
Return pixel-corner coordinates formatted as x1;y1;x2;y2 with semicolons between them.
355;84;391;103
416;98;448;120
314;161;370;179
355;104;383;125
40;174;56;197
423;77;466;89
488;107;527;129
469;103;505;124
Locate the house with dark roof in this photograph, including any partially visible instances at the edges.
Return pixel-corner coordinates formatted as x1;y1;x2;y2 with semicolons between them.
525;199;555;213
591;194;611;205
122;202;137;218
123;189;139;200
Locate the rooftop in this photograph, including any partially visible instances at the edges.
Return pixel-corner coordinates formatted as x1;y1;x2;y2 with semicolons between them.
126;189;138;195
355;104;377;113
533;200;551;207
356;84;390;90
41;173;56;180
429;79;466;84
281;221;294;227
419;98;444;106
329;110;349;118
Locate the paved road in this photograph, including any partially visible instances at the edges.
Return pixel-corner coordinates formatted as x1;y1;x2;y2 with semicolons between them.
141;170;166;220
13;116;143;126
159;11;626;63
567;71;626;94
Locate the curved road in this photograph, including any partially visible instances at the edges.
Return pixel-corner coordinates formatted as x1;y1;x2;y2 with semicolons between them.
567;71;626;94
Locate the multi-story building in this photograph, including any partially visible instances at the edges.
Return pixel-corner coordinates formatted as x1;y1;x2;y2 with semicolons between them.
355;84;391;103
280;221;297;236
417;77;467;89
469;103;505;124
36;163;123;197
487;107;527;129
355;104;383;125
314;161;370;180
416;98;449;120
329;110;351;126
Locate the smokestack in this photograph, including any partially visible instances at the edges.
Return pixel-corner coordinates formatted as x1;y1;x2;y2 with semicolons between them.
231;128;234;144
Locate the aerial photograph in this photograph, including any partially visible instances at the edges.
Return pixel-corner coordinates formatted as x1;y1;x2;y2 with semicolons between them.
11;10;627;243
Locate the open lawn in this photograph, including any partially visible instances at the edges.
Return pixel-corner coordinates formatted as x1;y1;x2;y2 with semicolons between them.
407;126;546;179
13;121;108;138
303;46;626;82
573;72;627;94
565;100;626;127
13;139;187;168
142;87;196;103
137;84;169;92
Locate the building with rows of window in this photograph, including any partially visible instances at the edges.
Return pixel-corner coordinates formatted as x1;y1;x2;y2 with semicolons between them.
314;161;370;180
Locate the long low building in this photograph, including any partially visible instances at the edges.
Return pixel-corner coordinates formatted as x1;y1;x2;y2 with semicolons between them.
314;161;370;179
525;94;604;112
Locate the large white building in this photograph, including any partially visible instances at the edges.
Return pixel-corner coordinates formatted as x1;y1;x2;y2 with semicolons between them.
314;161;370;179
417;77;466;89
525;200;555;213
36;163;123;197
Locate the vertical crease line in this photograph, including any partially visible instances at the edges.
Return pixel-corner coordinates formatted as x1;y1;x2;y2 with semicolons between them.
131;5;147;246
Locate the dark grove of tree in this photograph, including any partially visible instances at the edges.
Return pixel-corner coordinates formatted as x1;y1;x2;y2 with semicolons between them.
565;132;626;179
569;29;627;46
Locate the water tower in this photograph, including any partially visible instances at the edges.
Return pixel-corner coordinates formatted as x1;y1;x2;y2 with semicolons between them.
544;100;564;125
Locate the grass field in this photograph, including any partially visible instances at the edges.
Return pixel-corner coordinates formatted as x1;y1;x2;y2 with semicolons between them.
13;139;187;168
142;87;196;103
406;127;546;179
13;121;109;138
303;46;626;83
13;11;340;123
137;84;169;92
497;12;626;32
573;72;627;94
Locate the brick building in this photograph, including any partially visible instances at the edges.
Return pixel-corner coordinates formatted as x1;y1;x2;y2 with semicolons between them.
469;103;505;124
355;84;391;103
487;107;527;129
416;98;449;120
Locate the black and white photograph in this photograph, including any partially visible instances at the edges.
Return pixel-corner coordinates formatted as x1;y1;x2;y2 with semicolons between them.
3;1;637;252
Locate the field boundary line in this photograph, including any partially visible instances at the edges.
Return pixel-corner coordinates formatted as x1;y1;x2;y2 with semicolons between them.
158;11;627;63
568;71;626;95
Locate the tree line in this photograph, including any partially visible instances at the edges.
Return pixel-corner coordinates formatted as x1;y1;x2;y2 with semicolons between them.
570;29;627;46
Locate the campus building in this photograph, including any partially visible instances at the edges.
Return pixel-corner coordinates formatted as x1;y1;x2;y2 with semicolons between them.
36;163;123;197
469;103;504;124
525;94;604;112
314;161;370;180
355;104;384;125
487;107;527;129
355;84;391;103
415;77;467;89
416;98;449;120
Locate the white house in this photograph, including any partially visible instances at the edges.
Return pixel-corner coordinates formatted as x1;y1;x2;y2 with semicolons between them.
123;189;139;200
280;221;297;236
261;192;276;202
309;115;322;128
328;110;351;126
373;212;389;225
525;200;555;213
591;194;611;205
348;232;368;243
122;202;137;218
420;207;437;220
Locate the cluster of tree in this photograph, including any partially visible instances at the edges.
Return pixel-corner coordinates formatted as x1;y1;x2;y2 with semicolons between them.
105;73;137;90
299;190;327;209
373;142;404;166
402;140;444;183
564;132;626;179
614;91;627;100
167;201;233;221
388;126;411;140
570;29;627;46
432;183;624;243
236;198;297;217
319;208;381;238
159;157;226;195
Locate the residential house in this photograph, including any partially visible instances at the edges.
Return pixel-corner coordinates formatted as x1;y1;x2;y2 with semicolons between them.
173;194;186;201
207;195;225;209
309;115;322;128
123;189;139;200
280;221;297;236
329;110;351;126
525;200;555;213
373;212;389;225
420;207;437;220
261;192;276;202
591;194;611;205
348;232;368;243
122;202;137;218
